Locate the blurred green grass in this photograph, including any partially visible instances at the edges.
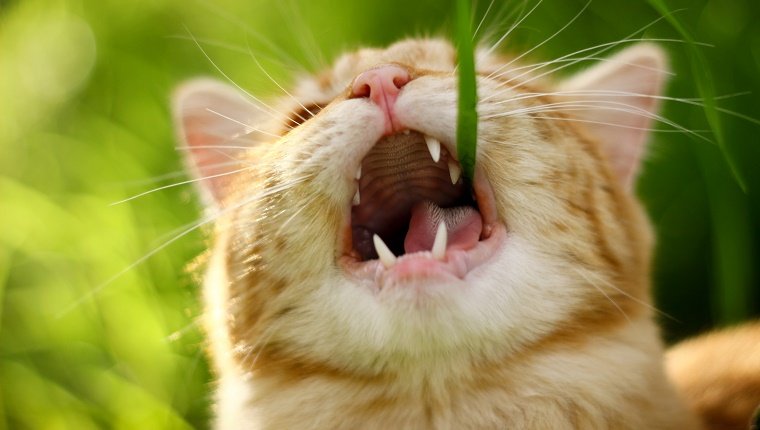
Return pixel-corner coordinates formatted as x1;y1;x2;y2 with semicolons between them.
0;0;758;428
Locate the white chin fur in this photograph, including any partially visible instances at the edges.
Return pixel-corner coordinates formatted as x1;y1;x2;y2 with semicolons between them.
270;234;585;374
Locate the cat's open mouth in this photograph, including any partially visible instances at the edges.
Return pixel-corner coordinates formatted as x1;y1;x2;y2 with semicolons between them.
341;130;505;282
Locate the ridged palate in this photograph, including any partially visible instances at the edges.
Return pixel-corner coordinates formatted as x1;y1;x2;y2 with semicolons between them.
352;132;464;237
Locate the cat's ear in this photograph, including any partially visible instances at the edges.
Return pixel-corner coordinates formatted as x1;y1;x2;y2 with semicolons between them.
558;43;669;189
172;79;264;208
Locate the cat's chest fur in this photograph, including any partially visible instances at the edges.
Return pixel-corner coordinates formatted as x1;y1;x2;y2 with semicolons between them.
173;38;703;429
208;287;690;429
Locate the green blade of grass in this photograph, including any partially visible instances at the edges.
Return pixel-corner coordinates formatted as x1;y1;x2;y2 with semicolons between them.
647;0;753;324
456;0;478;182
646;0;746;192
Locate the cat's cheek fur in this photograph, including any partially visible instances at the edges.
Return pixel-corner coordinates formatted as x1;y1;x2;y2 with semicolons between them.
393;75;458;140
278;99;384;186
221;233;610;376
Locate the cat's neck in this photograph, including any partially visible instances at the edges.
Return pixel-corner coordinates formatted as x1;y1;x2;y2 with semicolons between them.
210;309;699;429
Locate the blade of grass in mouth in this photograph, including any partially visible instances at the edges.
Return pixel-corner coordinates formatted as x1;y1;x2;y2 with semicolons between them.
455;0;478;183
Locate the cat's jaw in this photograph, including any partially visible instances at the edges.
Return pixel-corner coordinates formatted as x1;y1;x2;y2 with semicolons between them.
340;224;507;288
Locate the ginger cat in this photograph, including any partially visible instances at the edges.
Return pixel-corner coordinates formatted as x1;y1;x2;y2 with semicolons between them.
172;39;758;429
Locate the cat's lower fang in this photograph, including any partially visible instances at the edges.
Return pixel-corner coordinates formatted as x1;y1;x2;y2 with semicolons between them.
373;234;396;268
431;221;447;260
352;189;360;206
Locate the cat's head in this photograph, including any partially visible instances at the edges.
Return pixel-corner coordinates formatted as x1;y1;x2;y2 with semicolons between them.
173;38;667;375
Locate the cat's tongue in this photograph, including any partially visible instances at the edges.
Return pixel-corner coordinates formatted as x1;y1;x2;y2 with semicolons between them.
404;201;482;255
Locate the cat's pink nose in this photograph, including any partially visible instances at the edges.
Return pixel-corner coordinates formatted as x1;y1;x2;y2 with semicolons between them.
351;64;411;134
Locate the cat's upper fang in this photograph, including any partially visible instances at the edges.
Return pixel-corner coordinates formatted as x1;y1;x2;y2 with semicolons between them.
424;135;441;163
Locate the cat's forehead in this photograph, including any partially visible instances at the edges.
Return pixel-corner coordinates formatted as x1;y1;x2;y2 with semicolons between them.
335;39;457;76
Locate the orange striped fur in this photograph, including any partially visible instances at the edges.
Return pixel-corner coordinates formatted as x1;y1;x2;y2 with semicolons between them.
173;39;757;429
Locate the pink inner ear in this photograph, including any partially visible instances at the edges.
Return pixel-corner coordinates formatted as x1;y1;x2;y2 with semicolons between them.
186;118;234;201
173;79;262;207
558;44;668;190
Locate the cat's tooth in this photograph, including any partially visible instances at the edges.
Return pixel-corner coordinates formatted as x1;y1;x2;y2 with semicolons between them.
355;166;362;180
448;160;462;184
424;135;441;163
352;189;360;206
373;234;396;268
431;221;447;260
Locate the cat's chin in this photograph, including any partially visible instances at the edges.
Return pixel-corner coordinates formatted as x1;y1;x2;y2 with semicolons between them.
339;223;506;289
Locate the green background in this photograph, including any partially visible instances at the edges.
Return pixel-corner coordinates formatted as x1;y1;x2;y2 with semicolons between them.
1;0;758;428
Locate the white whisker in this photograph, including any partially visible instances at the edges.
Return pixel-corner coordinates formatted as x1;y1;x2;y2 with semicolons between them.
57;214;216;318
472;0;496;41
274;192;324;236
185;27;292;125
495;0;592;80
166;317;202;343
483;0;544;58
578;268;678;322
277;0;326;71
498;55;675;81
485;38;693;103
60;175;311;317
243;311;292;369
483;89;760;128
496;38;712;100
489;89;721;111
192;0;307;72
205;108;282;138
475;0;527;49
520;114;708;134
167;34;297;71
113;159;253;188
109;165;254;206
176;145;253;151
482;99;709;142
575;268;630;322
245;41;318;121
485;7;705;83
